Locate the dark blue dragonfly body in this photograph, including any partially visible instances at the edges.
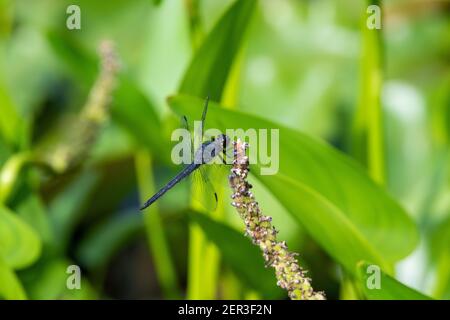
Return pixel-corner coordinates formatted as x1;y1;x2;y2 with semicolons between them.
140;134;229;210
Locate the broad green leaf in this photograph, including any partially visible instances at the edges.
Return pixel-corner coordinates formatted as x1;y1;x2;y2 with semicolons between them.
357;261;432;300
169;95;419;274
190;211;284;298
17;194;53;245
179;0;256;101
0;205;41;269
76;211;143;270
0;258;26;299
25;258;97;300
264;173;386;272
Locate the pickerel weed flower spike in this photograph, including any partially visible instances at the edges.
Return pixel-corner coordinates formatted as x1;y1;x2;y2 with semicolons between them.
229;139;325;300
37;40;120;173
81;40;120;123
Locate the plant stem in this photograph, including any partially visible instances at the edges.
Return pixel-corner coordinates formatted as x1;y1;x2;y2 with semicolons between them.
187;215;206;299
433;251;450;299
187;170;225;299
353;0;385;185
135;150;180;299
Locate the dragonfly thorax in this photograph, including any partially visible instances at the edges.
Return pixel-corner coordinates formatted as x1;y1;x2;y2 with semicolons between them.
194;134;230;164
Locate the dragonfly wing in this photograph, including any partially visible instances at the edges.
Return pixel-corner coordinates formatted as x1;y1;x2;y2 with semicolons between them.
190;163;230;212
190;166;217;212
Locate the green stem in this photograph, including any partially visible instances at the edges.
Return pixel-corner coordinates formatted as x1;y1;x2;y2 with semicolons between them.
221;269;242;299
187;222;206;299
432;251;450;299
244;290;261;300
200;180;226;298
0;151;32;203
135;150;180;299
353;0;385;185
340;273;363;300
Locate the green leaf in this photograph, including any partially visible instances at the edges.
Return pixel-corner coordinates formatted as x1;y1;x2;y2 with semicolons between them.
76;211;143;271
429;216;450;298
0;258;27;299
48;171;99;253
179;0;256;101
17;194;53;245
0;83;25;149
264;173;386;272
169;94;419;274
357;261;432;300
190;211;284;298
0;204;41;269
25;258;97;300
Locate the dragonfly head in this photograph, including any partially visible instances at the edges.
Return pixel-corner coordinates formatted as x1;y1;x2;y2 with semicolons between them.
215;134;230;149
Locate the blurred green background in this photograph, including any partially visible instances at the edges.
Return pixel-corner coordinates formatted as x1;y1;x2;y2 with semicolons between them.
0;0;448;300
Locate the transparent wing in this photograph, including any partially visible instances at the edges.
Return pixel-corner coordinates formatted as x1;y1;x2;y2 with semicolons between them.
190;161;231;212
190;165;218;212
185;97;231;212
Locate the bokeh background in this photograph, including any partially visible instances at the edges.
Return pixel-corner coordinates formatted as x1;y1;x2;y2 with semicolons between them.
0;0;449;300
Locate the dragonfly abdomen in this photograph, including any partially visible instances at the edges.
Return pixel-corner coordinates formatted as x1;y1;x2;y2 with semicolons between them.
140;162;201;210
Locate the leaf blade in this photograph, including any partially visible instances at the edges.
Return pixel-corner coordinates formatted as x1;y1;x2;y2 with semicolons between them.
179;0;256;100
357;261;432;300
0;258;27;299
0;205;41;269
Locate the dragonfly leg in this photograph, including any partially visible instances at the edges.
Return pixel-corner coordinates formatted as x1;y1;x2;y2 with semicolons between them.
181;115;195;162
218;152;232;165
182;115;190;131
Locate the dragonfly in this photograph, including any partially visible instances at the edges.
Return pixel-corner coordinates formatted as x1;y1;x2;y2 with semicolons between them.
140;97;231;211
